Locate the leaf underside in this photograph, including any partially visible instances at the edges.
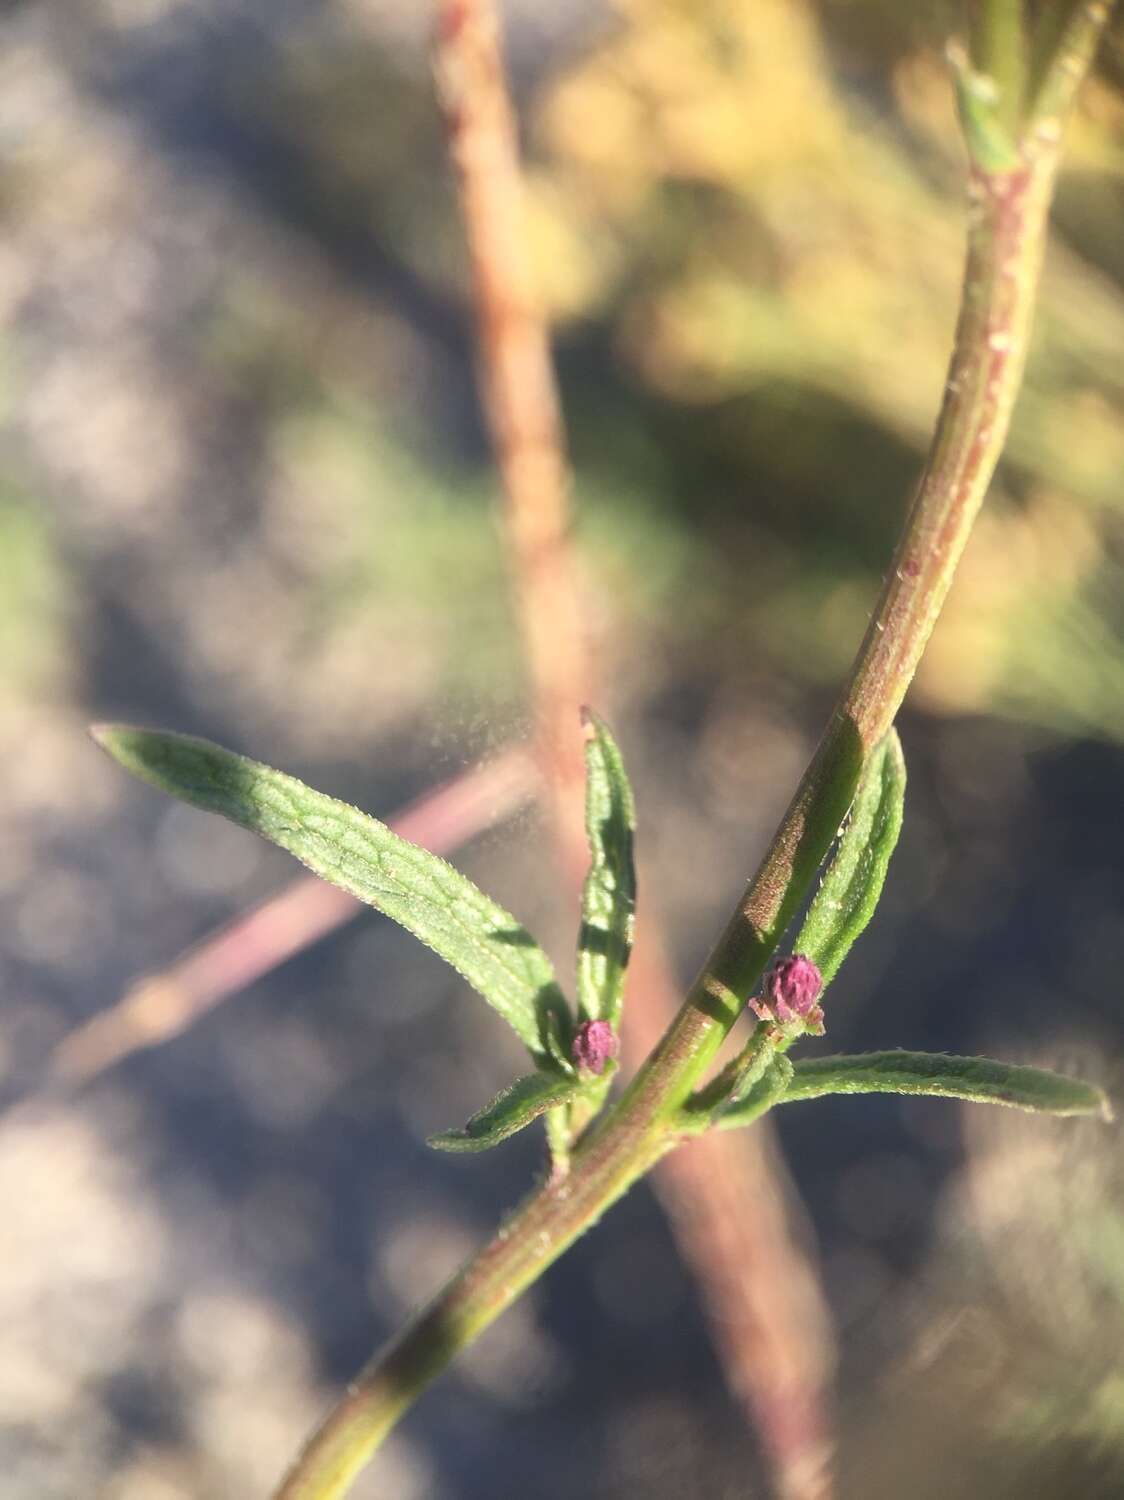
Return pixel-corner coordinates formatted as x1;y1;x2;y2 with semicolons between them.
92;725;567;1060
795;727;906;990
429;1070;580;1152
718;1050;1110;1127
576;709;637;1027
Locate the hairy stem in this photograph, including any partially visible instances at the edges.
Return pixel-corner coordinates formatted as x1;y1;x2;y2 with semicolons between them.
270;9;1112;1496
645;124;1063;1098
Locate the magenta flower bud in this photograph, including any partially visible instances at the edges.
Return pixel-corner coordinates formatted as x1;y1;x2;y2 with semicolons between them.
572;1018;618;1075
759;954;823;1025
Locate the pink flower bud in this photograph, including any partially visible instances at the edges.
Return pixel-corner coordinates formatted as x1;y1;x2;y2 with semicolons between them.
572;1018;618;1075
753;954;823;1026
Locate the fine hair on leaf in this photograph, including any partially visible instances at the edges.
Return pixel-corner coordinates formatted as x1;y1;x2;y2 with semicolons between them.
717;1050;1111;1127
429;1070;581;1153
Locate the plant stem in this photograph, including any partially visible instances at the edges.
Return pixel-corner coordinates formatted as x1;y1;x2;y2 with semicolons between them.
1028;0;1114;124
434;0;840;1489
270;10;1113;1497
972;0;1028;134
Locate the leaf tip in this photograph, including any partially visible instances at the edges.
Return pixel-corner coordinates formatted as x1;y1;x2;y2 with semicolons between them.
88;722;155;774
89;722;143;767
425;1129;471;1153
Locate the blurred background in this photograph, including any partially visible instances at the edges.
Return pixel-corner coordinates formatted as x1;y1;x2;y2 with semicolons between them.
1;1;1123;1496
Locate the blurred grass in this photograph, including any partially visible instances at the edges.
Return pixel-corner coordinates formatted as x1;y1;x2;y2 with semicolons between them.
5;0;1120;742
518;0;1124;736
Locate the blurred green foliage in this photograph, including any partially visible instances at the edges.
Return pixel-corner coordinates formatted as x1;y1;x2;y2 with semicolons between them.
518;0;1124;735
9;1;1117;748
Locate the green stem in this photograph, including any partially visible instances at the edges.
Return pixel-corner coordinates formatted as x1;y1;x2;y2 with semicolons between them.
1028;0;1114;126
972;0;1028;135
274;1104;677;1500
270;13;1113;1497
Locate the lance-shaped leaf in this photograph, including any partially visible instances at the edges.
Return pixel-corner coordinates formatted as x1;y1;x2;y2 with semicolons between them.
717;1051;1110;1127
428;1070;580;1153
576;708;636;1027
92;725;567;1060
794;728;905;991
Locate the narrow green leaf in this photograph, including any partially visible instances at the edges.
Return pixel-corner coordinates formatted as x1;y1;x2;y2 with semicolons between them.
718;1050;1110;1126
794;728;905;990
576;708;636;1026
1027;0;1114;132
428;1070;580;1153
92;724;567;1059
